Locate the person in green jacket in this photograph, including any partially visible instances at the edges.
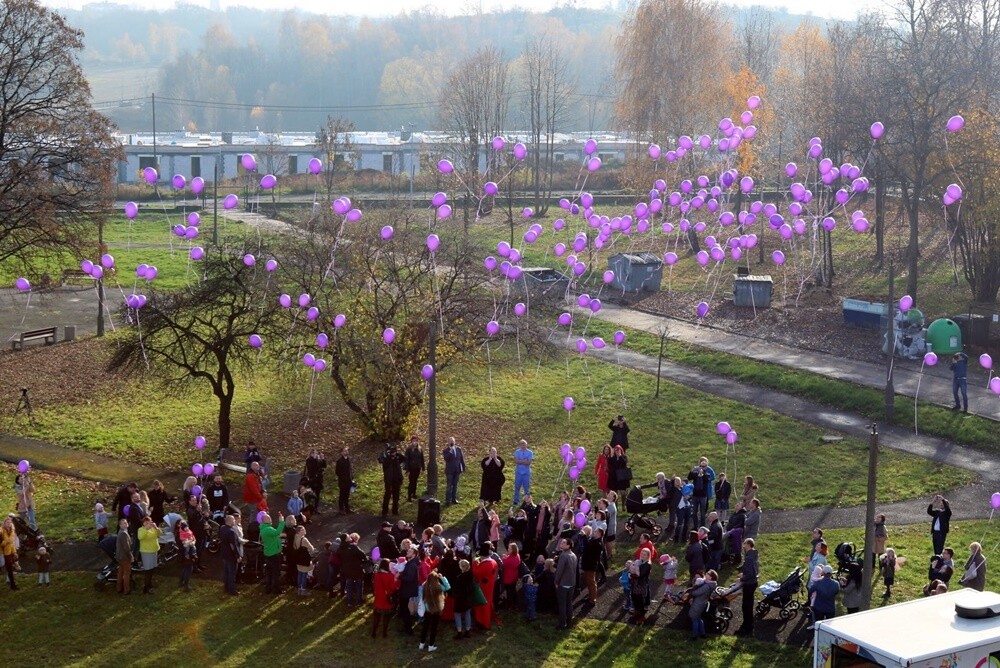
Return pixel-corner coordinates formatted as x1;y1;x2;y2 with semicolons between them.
260;511;285;594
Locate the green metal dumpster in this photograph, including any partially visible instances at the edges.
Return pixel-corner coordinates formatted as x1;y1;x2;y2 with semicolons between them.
925;318;962;354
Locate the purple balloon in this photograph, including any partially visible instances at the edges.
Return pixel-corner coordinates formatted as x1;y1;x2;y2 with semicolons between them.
184;226;199;240
192;484;203;497
241;154;257;171
279;294;292;308
187;212;201;226
575;338;588;354
14;277;30;292
771;250;785;265
870;122;885;139
648;144;661;160
484;256;497;272
383;328;396;345
192;463;204;476
431;192;447;207
124;201;139;219
223;194;239;210
589;299;602;313
421;364;434;380
726;431;739;445
334;314;346;328
265;259;278;272
143;167;158;184
257;511;267;524
574;512;586;527
696;301;710;319
427;234;440;252
437;204;452;219
486;321;500;336
316;333;329;349
603;270;615;284
899;295;914;312
243;254;256;267
308;158;322;174
946;115;965;132
298;294;311;308
717;421;732;435
924;352;938;366
491;136;506;151
249;334;263;348
101;253;115;269
346;209;362;222
514;303;526;317
563;396;575;412
191;177;205;195
558;312;572;327
437;159;453;174
592;337;606;349
260;174;277;190
303;353;316;367
306;307;320;321
613;330;625;346
194;435;206;449
313;359;327;373
569;467;580;482
17;460;29;474
513;143;528;160
204;463;215;476
172;174;186;190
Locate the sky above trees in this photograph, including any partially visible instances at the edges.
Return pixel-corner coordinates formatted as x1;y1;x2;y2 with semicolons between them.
42;0;882;21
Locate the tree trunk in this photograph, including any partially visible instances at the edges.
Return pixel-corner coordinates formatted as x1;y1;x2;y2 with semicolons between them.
907;202;920;299
217;391;233;450
874;160;885;267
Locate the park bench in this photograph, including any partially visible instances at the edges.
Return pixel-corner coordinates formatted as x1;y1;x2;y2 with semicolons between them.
10;327;57;351
216;447;271;477
61;269;92;285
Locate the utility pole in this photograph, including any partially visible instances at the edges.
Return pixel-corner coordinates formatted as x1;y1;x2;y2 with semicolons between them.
885;264;895;422
151;93;159;197
97;215;105;337
860;422;879;610
213;156;219;246
426;320;438;496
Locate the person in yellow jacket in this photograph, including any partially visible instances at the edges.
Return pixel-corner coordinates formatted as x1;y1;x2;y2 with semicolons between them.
1;516;17;590
138;516;162;594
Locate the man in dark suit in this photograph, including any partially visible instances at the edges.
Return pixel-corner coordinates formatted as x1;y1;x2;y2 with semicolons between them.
928;494;952;556
219;514;240;595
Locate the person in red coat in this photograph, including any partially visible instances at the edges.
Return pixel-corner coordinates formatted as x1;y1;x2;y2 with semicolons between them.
594;445;612;494
633;533;658;563
372;559;399;639
242;462;267;515
472;549;498;630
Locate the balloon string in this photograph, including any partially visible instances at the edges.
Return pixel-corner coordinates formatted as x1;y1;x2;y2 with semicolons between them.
303;371;317;430
914;361;925;435
983;507;995;546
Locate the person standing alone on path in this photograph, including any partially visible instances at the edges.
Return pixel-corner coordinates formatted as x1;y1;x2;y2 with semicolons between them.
608;415;630;450
513;439;534;506
928;495;952;557
443;437;466;505
951;351;969;413
405;436;425;503
335;447;353;514
303;449;326;511
379;443;404;518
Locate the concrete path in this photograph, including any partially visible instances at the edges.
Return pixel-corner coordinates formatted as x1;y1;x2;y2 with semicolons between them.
589;303;1000;420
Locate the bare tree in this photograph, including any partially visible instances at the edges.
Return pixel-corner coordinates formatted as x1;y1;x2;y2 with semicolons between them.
439;47;510;229
314;115;357;231
522;35;574;217
0;0;120;275
107;240;282;449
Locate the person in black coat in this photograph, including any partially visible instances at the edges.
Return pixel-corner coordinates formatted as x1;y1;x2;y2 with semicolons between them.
338;534;367;606
112;482;138;520
470;506;492;552
479;448;506;504
608;446;630;492
147;480;175;525
376;522;401;561
608;415;630;450
335;447;353;514
928;495;952;556
379;443;404;517
303;449;327;510
404;437;425;502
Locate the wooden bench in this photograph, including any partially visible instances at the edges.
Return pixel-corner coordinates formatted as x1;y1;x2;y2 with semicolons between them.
216;448;271;476
61;269;92;286
11;327;57;351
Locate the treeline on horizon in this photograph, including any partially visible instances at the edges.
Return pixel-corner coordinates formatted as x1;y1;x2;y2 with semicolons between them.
71;2;813;133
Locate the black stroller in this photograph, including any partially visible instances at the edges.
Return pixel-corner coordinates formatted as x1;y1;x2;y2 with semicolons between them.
624;483;666;538
240;540;264;583
12;515;45;558
834;542;862;577
755;567;805;620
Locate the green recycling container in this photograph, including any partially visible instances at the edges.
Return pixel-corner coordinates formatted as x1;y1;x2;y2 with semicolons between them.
925;318;962;354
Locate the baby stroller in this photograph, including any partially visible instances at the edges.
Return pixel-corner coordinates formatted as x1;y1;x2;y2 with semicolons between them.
12;515;45;558
834;542;862;577
240;540;264;583
755;567;804;620
624;483;666;538
665;581;740;634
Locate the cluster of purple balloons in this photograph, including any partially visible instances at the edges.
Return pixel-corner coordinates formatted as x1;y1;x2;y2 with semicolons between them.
560;443;588;483
78;254;116;281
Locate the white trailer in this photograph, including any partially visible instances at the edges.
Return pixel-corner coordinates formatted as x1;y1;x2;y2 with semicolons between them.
814;589;1000;667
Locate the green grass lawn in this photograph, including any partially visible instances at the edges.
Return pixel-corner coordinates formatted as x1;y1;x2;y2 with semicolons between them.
0;463;116;543
348;353;971;527
584;319;1000;454
0;572;808;667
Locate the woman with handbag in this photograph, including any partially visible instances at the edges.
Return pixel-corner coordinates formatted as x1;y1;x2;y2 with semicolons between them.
293;525;316;596
419;570;446;652
372;558;398;639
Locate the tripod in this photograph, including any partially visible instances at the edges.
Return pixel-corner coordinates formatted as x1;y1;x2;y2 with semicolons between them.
10;387;35;429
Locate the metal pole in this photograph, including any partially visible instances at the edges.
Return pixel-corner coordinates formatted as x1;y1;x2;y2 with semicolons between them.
97;215;105;337
426;320;438;496
860;422;879;611
213;157;219;246
151;93;158;197
885;265;895;421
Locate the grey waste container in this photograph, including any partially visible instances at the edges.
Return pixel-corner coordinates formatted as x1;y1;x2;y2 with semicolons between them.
733;275;773;308
607;252;663;292
283;470;302;495
64;325;76;342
